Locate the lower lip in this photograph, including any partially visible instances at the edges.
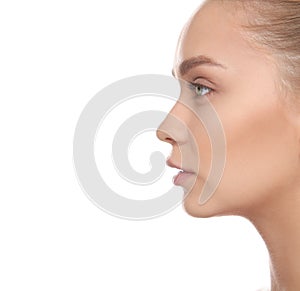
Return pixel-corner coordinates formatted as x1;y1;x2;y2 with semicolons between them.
173;171;195;186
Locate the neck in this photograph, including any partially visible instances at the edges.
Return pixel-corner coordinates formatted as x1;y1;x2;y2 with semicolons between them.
246;192;300;291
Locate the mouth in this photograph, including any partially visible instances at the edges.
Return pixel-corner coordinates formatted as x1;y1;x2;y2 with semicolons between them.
173;170;195;186
166;158;196;186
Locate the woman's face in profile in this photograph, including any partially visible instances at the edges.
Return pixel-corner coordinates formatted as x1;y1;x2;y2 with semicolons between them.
157;0;300;218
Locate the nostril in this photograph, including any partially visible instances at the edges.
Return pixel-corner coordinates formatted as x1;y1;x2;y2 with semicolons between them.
156;128;175;145
165;137;175;144
156;128;168;142
157;110;188;145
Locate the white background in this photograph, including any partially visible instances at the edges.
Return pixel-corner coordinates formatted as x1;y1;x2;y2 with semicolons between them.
0;1;270;290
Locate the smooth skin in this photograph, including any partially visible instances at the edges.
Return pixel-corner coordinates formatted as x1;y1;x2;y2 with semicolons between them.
156;1;300;290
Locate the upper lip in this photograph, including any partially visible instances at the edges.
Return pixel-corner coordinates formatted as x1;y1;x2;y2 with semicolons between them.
166;158;195;174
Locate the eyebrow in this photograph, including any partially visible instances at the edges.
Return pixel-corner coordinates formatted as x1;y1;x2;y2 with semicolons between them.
173;55;227;77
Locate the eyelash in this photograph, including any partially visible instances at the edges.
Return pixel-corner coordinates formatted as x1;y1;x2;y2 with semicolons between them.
188;82;214;97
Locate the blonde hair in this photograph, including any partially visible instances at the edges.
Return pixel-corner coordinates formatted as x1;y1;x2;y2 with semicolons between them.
206;0;300;106
219;0;300;105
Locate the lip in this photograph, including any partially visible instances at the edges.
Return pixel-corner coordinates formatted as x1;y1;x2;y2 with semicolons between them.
166;158;195;173
166;158;196;186
173;170;195;186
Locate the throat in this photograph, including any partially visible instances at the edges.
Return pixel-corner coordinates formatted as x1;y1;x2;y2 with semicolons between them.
247;204;300;291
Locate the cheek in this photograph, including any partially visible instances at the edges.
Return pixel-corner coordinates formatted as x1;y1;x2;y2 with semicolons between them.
183;94;299;217
215;95;298;211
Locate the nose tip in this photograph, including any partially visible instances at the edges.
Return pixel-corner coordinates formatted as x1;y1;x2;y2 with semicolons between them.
156;128;164;141
156;127;175;144
156;108;189;145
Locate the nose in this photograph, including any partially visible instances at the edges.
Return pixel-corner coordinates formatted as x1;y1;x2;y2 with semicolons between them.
156;101;190;145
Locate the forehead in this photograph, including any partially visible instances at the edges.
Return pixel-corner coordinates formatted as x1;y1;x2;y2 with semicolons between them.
174;1;255;72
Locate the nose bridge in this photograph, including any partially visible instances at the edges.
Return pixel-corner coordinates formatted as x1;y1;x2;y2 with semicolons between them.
156;101;190;144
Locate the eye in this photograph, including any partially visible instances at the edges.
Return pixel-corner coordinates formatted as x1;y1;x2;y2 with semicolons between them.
190;82;213;97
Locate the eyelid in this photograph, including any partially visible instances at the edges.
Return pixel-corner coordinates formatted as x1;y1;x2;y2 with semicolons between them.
177;77;215;95
190;81;212;89
192;77;216;88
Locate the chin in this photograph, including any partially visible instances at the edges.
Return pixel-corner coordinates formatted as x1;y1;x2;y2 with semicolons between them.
182;190;218;218
182;201;213;218
182;188;240;218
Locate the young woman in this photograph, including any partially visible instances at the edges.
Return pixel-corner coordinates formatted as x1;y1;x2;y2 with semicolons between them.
157;1;300;290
